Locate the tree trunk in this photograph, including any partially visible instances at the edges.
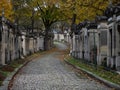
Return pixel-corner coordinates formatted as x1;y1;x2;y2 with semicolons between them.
44;37;49;50
44;27;50;51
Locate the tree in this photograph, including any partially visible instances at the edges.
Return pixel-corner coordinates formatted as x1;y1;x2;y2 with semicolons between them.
31;0;62;50
0;0;13;20
12;0;61;50
11;0;120;51
60;0;109;24
12;0;42;32
61;0;120;24
112;0;120;4
12;0;31;27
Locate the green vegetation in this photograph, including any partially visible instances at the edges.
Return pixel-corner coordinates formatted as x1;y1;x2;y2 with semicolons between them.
0;59;24;86
67;56;120;85
0;51;42;86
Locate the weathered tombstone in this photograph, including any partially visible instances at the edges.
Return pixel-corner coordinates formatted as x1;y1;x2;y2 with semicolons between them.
106;3;120;70
86;21;98;65
97;16;108;66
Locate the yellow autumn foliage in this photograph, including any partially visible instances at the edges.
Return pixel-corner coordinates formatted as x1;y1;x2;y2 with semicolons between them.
60;0;110;24
9;0;120;24
0;0;13;20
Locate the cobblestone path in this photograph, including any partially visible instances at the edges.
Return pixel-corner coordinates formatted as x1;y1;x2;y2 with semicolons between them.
11;42;111;90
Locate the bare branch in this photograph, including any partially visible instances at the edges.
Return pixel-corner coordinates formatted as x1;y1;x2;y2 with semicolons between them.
37;2;44;13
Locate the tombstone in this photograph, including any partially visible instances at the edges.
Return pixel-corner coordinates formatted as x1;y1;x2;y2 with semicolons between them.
115;4;120;71
81;21;89;60
107;3;120;70
1;18;8;65
97;16;108;65
0;17;2;65
21;31;27;56
86;21;98;64
71;24;77;57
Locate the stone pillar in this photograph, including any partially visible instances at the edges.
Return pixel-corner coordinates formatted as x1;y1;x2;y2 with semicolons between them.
79;35;82;59
26;36;30;55
9;30;12;61
107;28;111;67
76;35;79;58
74;35;77;57
0;39;1;65
70;36;73;56
11;33;15;60
19;36;22;58
33;38;35;52
97;31;101;65
78;35;80;59
22;33;26;56
39;36;44;50
29;37;34;54
1;25;6;65
37;37;39;51
116;23;120;70
35;38;37;52
82;33;84;59
107;22;115;68
84;28;88;60
14;36;19;59
7;29;10;63
112;22;115;68
87;33;90;61
77;35;79;58
72;34;75;57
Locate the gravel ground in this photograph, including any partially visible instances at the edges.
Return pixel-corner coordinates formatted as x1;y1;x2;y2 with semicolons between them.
10;42;111;90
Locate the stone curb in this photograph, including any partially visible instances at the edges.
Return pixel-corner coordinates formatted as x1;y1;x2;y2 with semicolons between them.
8;60;31;90
64;59;120;90
0;59;31;90
0;54;41;90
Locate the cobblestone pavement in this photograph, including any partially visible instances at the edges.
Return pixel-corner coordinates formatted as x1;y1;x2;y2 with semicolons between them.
11;42;111;90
